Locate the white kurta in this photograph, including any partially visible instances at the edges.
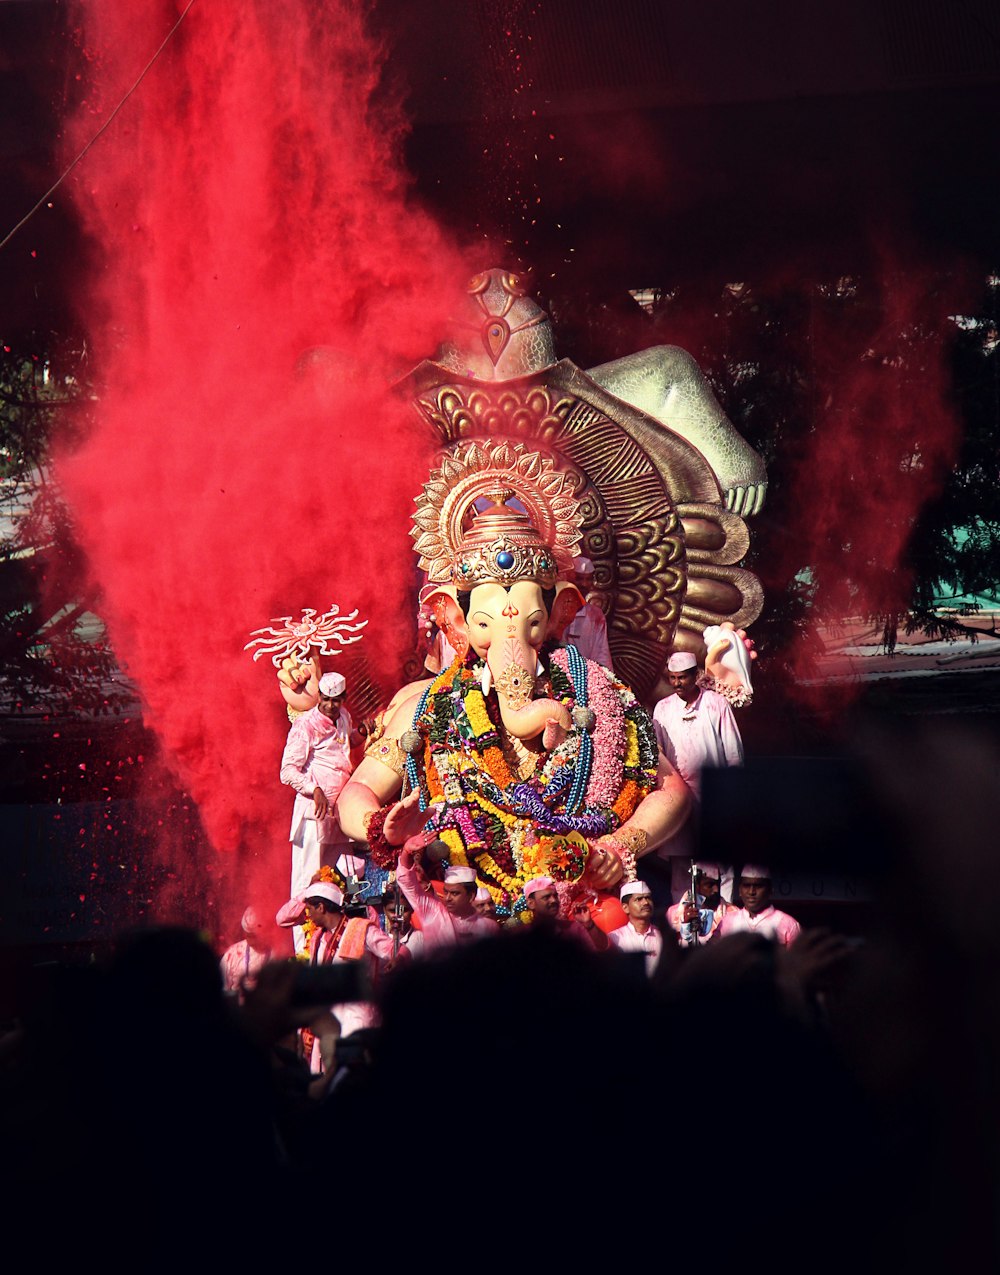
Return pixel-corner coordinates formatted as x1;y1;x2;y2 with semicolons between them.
280;705;360;898
715;904;801;946
564;602;613;670
651;687;744;793
608;921;663;973
653;687;743;903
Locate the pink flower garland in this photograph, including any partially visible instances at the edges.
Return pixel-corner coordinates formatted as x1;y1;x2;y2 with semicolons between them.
550;648;627;809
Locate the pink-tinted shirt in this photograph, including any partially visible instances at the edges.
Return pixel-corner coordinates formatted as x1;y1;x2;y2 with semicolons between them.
608;921;663;973
564;601;613;670
219;939;271;995
363;918;426;964
652;687;743;793
715;905;801;946
396;861;500;949
280;705;354;843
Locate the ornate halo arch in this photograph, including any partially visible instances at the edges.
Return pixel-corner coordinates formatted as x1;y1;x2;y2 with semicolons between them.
412;440;584;584
401;362;763;703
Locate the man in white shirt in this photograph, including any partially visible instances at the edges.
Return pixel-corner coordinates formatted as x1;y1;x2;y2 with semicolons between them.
395;856;500;949
562;556;613;669
608;880;663;973
219;906;273;1000
715;863;801;946
652;652;743;904
280;670;363;913
652;652;743;792
524;875;607;949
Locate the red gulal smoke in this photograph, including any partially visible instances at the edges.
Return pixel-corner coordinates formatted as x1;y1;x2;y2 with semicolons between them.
57;1;469;919
777;249;964;698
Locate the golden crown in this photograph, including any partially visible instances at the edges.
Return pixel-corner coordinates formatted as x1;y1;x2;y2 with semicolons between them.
412;440;582;587
451;499;559;589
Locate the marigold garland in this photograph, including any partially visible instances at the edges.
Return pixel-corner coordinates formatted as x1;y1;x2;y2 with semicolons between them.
408;646;658;909
300;864;346;950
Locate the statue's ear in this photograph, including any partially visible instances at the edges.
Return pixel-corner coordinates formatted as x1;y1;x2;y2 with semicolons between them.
546;581;585;642
425;585;469;659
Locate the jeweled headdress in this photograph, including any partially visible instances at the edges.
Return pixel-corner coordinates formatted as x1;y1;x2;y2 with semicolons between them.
412;440;582;589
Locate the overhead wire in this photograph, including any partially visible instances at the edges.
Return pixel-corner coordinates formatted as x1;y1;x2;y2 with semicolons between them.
0;0;197;254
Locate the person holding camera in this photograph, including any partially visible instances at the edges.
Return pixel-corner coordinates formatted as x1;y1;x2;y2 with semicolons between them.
666;861;735;948
276;877;380;1071
376;879;425;963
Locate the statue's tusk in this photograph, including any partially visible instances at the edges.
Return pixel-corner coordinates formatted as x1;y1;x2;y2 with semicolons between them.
481;664;492;696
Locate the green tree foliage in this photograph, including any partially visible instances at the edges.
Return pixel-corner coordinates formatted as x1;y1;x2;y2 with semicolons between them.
0;336;132;717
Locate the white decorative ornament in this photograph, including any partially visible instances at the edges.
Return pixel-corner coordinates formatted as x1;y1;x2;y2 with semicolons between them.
702;624;753;693
244;604;368;668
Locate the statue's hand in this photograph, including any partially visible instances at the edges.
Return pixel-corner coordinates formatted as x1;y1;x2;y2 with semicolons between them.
383;788;429;848
277;657;305;692
704;621;756;694
585;842;624;891
725;481;767;517
277;651;321;712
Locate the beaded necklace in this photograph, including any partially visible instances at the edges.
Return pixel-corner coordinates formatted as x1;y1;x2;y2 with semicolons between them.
407;645;658;911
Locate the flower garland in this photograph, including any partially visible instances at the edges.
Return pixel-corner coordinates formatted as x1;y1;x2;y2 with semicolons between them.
299;864;346;955
407;645;658;911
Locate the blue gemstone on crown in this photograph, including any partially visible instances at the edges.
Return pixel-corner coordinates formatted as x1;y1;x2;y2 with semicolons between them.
496;550;515;569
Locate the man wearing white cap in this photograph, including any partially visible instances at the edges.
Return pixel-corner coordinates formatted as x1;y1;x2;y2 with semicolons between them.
562;556;613;669
473;886;497;920
394;843;500;949
275;877;379;1071
715;864;801;946
608;881;663;973
665;861;734;947
219;906;274;1000
280;669;364;924
652;652;743;904
652;652;744;793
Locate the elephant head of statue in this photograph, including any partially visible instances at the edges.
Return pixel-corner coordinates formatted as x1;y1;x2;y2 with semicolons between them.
422;497;584;741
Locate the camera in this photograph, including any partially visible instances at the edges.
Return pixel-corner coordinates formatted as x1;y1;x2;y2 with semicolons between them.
341;872;373;918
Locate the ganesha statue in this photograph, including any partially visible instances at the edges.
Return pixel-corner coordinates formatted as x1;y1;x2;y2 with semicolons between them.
336;268;767;915
337;448;693;917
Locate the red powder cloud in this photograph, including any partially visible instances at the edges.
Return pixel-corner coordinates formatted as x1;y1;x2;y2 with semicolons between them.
56;1;469;917
763;245;965;699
